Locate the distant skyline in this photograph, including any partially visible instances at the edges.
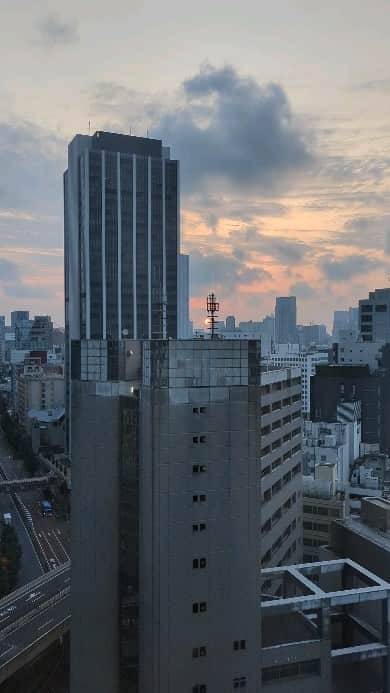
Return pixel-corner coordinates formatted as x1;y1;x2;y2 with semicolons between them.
1;0;390;328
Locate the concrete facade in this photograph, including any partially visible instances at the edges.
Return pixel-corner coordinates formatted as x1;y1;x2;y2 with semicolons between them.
259;367;303;571
359;288;390;342
267;346;328;414
71;339;262;693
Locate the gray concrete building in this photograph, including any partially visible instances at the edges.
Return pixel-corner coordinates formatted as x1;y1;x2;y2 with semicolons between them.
359;288;390;342
275;296;297;344
261;558;390;693
259;367;303;572
71;339;262;693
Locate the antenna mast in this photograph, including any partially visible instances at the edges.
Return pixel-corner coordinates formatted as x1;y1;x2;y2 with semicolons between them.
207;292;220;340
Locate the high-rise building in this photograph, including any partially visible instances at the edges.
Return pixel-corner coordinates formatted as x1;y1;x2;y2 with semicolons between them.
11;310;29;330
64;131;179;345
359;288;390;342
275;296;297;344
64;131;180;450
71;339;262;693
14;318;32;350
178;253;192;338
267;345;328;414
0;316;5;362
30;315;53;351
259;367;303;570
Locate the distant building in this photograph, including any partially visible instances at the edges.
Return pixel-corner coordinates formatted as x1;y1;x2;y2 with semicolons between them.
299;323;328;348
302;463;349;563
225;315;236;331
178;254;192;338
267;345;328;414
332;307;358;341
0;316;5;362
311;364;390;454
16;358;64;428
15;318;32;350
30;315;54;351
332;332;385;371
303;402;361;482
275;296;297;344
11;310;29;330
359;288;390;342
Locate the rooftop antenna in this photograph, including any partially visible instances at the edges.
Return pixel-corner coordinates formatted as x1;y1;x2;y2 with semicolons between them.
207;292;220;340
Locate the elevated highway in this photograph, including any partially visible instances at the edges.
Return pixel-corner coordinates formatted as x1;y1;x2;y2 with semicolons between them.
0;562;70;684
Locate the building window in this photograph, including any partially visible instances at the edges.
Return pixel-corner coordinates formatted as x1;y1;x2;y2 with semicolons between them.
262;660;320;683
192;602;207;613
193;464;207;474
193;495;206;504
233;676;247;688
193;522;207;532
193;558;207;569
193;646;207;658
192;685;207;693
233;639;247;651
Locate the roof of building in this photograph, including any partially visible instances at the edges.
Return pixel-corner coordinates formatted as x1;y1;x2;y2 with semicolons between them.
27;407;65;423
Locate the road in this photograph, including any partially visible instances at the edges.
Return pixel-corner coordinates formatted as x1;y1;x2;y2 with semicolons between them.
0;563;70;677
0;430;70;572
0;434;42;586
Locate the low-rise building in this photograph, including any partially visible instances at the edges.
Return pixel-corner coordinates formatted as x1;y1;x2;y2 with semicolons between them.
302;463;349;563
16;358;64;428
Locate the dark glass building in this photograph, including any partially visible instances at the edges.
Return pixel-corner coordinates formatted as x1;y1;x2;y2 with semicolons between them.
64;131;179;344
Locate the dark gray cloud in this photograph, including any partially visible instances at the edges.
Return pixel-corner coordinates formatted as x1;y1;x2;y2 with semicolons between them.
151;64;312;192
190;249;271;295
319;253;386;281
35;12;79;46
228;226;310;265
332;215;390;253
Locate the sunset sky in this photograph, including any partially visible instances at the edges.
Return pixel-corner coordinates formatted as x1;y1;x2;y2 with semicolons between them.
1;0;390;328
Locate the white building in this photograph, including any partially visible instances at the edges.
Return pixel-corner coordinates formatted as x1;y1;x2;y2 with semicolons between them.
267;345;328;414
303;403;361;484
336;332;384;371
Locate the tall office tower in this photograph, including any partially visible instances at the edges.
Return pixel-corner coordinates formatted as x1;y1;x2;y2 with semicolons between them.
71;339;262;693
64;131;179;345
30;315;54;351
275;296;297;344
359;288;390;342
178;253;191;338
64;131;180;450
11;310;29;330
14;318;32;350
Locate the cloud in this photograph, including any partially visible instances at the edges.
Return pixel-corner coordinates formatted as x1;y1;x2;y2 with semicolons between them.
329;215;390;254
352;78;390;92
35;12;79;46
319;253;386;281
289;281;319;300
190;249;271;295
90;64;313;194
154;64;312;192
228;226;311;265
0;259;19;282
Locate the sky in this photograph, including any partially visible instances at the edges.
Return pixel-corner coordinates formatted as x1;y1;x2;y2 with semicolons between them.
1;0;390;329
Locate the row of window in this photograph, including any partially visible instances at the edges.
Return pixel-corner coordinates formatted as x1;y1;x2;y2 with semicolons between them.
193;678;247;693
261;395;301;416
262;538;297;567
303;504;341;518
261;434;301;458
262;659;320;683
193;640;246;660
261;377;301;396
303;537;325;548
303;520;328;533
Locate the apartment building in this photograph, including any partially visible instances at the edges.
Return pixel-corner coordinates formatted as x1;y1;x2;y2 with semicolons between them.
259;367;303;574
